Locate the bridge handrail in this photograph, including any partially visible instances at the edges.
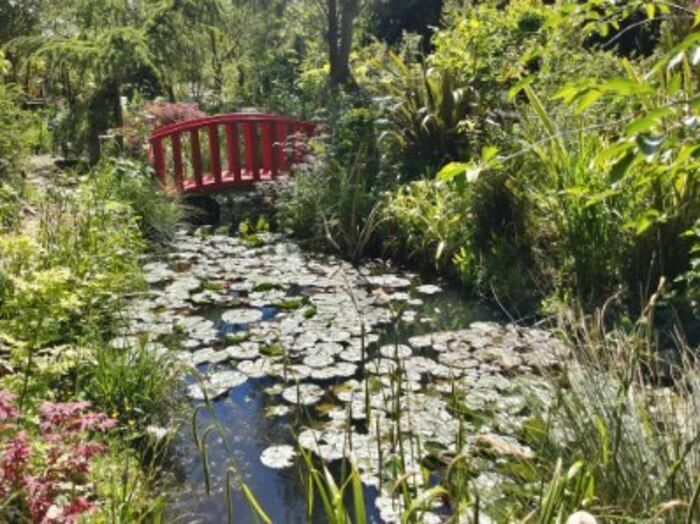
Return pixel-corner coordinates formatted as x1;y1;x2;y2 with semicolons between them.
149;112;313;140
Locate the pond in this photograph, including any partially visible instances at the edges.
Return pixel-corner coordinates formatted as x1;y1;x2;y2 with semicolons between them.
119;223;567;522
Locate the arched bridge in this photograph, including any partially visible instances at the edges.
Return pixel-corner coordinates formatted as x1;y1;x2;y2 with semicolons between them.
149;113;316;194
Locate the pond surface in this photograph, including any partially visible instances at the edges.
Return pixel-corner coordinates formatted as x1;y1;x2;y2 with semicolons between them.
120;228;567;523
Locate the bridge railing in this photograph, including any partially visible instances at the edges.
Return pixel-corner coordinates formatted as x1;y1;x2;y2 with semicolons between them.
148;113;316;194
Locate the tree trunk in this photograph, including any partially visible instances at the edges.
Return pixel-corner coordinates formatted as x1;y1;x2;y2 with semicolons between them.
86;79;121;164
210;30;223;101
327;0;359;90
338;0;359;85
327;0;341;89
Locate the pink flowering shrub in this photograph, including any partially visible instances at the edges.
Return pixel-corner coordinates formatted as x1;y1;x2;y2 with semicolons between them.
0;390;116;523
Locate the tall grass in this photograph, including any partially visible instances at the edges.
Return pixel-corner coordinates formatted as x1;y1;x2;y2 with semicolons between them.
86;340;182;431
531;296;700;521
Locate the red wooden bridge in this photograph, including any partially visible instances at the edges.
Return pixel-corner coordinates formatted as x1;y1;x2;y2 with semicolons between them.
149;113;316;194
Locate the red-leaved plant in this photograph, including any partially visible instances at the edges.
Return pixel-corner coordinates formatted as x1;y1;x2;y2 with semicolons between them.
123;102;206;158
0;390;116;523
143;102;206;128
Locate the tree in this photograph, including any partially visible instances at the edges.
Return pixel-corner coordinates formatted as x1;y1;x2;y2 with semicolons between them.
6;0;220;162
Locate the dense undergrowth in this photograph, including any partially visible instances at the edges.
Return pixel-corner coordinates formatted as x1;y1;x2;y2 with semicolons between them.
1;0;698;521
0;92;182;520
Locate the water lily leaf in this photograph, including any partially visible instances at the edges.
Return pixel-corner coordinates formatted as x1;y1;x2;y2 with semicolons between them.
260;445;296;469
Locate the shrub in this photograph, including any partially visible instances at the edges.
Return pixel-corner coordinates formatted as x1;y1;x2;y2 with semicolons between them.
368;53;478;178
94;159;182;245
0;179;143;349
143;102;205;128
0;391;116;523
278;142;383;261
383;156;534;308
334;107;380;179
85;341;181;431
515;25;700;308
382;179;470;273
121;102;206;159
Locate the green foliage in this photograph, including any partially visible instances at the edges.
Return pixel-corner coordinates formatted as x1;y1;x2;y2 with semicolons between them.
278;138;383;261
383;179;470;273
677;219;700;319
85;340;181;431
507;25;700;307
0;189;143;348
335;107;380;178
369;53;477;178
95;159;182;245
384;148;533;306
524;310;700;520
0;83;35;179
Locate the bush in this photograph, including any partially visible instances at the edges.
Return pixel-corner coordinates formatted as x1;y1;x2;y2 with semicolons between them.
0;392;116;523
94;159;182;245
383;166;535;308
382;179;470;273
368;53;478;178
278;107;389;260
278;140;383;261
0;191;143;349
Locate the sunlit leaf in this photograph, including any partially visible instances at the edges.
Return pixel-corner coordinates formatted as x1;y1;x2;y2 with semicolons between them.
624;107;673;135
481;145;499;164
598;77;654;96
436;162;471;182
574;89;603;112
666;51;685;71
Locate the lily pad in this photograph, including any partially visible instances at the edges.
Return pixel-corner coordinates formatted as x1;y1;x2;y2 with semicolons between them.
281;384;325;406
415;284;442;295
221;308;264;325
260;445;296;469
226;342;260;360
379;344;412;359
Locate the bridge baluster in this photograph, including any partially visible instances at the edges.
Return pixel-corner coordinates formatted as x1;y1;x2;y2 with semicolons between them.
225;123;241;182
242;121;259;181
171;132;185;192
274;121;288;174
190;128;203;189
261;121;275;179
151;137;167;187
292;122;304;165
208;124;222;185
